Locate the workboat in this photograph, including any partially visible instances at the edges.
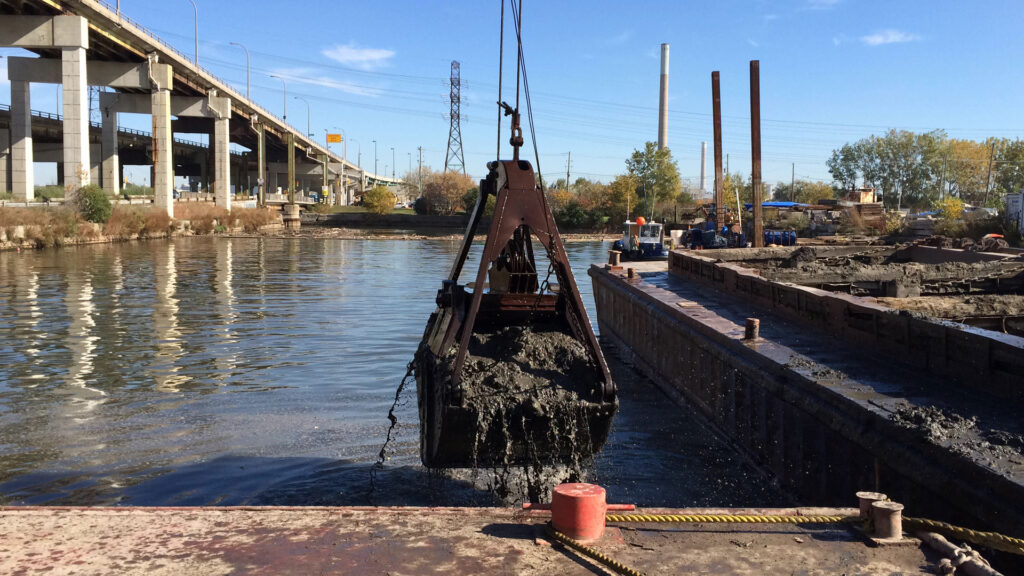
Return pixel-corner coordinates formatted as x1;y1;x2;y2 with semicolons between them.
611;218;668;261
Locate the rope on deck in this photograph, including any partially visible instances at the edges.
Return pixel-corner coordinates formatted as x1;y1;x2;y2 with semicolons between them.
606;513;860;525
545;523;646;576
604;513;1024;557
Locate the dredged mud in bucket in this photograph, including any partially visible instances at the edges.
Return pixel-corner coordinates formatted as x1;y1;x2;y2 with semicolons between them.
436;324;612;501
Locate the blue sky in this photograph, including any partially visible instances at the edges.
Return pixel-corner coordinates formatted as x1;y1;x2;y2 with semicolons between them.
3;0;1023;190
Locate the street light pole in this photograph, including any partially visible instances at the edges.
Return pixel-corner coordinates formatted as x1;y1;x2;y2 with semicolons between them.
294;96;311;137
269;75;286;121
185;0;198;66
332;126;347;206
229;41;250;99
373;139;378;178
391;147;395;178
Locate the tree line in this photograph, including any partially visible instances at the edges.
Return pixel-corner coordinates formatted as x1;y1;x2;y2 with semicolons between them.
827;130;1024;211
375;131;1024;224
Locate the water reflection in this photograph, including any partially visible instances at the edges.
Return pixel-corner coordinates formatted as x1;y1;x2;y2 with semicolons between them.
213;239;237;381
64;269;105;415
151;242;187;392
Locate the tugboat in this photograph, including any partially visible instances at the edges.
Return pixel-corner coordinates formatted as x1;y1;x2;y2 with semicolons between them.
611;216;668;261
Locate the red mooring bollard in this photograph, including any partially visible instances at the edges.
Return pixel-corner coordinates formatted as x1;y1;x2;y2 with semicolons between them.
551;483;607;543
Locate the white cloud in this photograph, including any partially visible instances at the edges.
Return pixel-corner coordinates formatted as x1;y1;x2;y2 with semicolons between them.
321;43;395;71
269;67;380;98
860;29;921;46
747;38;760;48
807;0;841;9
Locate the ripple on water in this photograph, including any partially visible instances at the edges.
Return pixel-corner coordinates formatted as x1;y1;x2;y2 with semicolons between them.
0;236;786;507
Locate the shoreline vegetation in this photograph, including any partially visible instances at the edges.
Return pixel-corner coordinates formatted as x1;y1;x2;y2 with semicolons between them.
0;202;618;253
0;202;283;252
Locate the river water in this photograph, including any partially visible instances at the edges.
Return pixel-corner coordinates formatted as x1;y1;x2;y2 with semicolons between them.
0;236;785;507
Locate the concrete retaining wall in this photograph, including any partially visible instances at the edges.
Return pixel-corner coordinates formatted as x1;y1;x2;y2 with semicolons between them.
589;264;1024;536
668;250;1024;399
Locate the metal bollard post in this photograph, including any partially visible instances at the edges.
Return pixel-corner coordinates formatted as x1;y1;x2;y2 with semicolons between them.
608;250;621;267
856;491;888;518
627;267;635;279
744;318;760;340
871;500;904;540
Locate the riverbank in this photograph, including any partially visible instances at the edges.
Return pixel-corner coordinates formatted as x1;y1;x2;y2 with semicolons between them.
233;226;618;243
0;204;283;252
0;207;618;252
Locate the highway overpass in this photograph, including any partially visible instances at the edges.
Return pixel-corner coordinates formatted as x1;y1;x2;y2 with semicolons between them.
0;0;402;216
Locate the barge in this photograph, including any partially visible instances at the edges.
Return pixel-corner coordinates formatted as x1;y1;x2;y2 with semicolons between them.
588;244;1024;544
0;500;964;574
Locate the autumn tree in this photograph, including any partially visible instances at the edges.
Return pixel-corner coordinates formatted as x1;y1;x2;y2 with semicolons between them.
603;174;640;225
944;139;991;206
363;185;395;216
721;172;752;214
419;168;475;215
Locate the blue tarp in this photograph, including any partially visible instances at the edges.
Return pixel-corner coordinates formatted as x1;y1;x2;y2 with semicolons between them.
743;201;810;210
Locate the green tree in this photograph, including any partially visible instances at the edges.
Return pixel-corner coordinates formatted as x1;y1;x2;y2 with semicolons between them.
826;129;946;210
461;186;496;216
995;139;1024;197
773;180;834;204
625;142;682;215
826;143;861;193
76;184;112;223
363;185;395;216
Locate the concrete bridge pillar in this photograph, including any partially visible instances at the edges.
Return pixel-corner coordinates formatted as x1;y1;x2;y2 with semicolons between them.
102;107;119;196
213;116;231;211
255;122;265;206
10;80;33;201
152;87;174;218
0;129;8;195
89;142;101;186
286;133;296;204
61;45;91;198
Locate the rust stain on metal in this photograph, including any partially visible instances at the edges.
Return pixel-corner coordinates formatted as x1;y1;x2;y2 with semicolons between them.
0;506;942;575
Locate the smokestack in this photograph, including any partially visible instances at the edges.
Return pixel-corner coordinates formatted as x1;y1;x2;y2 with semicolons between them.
700;141;707;194
658;43;669;150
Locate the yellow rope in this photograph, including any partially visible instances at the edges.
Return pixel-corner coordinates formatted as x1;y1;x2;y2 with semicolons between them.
604;513;1024;557
606;513;860;525
904;517;1024;557
545;523;646;576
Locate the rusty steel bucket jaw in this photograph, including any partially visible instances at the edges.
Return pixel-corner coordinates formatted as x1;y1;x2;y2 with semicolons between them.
415;158;617;468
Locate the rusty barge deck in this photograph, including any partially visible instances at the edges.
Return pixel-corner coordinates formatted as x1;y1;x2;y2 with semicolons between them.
588;246;1024;543
0;505;943;575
